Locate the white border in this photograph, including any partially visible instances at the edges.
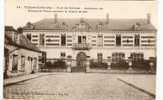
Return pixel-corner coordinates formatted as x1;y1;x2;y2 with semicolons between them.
156;0;163;100
0;0;4;99
0;0;163;100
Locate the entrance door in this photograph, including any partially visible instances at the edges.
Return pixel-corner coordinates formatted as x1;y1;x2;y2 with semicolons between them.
72;52;87;72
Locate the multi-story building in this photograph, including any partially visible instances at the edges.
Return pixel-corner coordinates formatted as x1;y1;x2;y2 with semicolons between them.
23;14;156;71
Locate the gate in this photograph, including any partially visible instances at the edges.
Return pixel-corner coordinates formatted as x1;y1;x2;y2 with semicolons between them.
71;52;87;72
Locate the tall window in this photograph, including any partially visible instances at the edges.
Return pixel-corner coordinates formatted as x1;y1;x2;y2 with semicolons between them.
97;24;102;31
21;56;25;72
60;52;66;58
97;35;103;47
33;58;37;71
78;36;82;44
40;34;44;46
116;35;121;46
130;53;144;62
83;36;86;43
12;55;18;71
61;34;66;46
27;34;31;41
134;35;140;46
97;53;103;63
112;52;125;63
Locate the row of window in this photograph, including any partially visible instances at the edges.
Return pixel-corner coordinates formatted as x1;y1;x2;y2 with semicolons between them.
12;55;37;72
27;34;155;40
116;35;140;46
26;34;155;47
58;52;144;62
101;52;144;63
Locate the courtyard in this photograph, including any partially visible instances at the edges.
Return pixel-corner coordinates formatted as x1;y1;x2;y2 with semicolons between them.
4;73;155;100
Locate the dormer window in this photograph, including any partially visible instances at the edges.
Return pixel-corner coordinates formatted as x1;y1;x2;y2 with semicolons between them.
62;22;68;31
97;22;103;31
132;22;141;30
79;23;86;31
26;22;34;29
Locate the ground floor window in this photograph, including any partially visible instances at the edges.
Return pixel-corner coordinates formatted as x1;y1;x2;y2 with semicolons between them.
112;52;125;63
12;55;18;72
111;52;128;70
28;56;33;70
130;53;144;62
130;53;150;70
21;56;25;72
60;52;66;58
33;57;37;71
97;53;103;63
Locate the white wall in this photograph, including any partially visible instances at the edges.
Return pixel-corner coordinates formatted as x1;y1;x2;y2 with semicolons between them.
40;46;155;61
23;30;156;61
7;45;41;75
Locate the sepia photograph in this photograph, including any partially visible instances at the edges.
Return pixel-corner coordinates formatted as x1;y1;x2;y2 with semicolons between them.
3;0;157;100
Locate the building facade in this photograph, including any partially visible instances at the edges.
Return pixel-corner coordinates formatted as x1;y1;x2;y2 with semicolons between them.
4;26;44;78
22;14;156;71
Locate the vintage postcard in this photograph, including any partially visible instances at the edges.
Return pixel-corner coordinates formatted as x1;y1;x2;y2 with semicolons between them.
3;0;157;100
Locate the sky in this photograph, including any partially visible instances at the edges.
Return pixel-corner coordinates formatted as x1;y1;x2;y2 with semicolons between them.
5;0;157;29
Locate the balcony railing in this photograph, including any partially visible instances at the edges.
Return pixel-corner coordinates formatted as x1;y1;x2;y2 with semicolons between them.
72;43;91;50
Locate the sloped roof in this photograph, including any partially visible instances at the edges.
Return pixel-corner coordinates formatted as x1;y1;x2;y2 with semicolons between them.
23;18;156;32
19;34;41;52
5;26;17;32
5;32;41;53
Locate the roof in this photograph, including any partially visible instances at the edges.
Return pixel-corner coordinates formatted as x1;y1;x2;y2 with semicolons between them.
5;32;41;53
5;26;17;32
23;18;156;32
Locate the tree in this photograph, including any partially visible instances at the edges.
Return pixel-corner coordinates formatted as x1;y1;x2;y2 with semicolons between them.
17;27;23;34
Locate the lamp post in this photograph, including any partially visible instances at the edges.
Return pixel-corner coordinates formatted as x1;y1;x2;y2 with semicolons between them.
86;56;90;73
128;57;133;71
149;57;155;73
67;56;72;73
149;62;154;73
107;57;111;70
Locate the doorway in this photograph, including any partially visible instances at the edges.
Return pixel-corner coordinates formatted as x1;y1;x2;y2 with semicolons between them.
72;52;87;72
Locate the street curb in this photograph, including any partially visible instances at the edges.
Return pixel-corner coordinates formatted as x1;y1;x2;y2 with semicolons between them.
4;74;50;87
117;78;155;98
87;71;155;74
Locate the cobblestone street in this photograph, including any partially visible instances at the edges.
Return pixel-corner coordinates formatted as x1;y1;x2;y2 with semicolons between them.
4;73;155;100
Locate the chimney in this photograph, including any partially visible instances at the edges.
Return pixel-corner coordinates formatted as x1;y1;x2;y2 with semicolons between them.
147;13;151;24
106;13;109;24
54;14;58;23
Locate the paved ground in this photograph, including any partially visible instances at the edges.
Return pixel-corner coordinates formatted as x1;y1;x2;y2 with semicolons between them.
4;73;48;86
4;73;155;100
118;74;155;95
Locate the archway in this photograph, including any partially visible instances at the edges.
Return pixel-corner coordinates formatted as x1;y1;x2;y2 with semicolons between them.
72;52;87;72
76;52;87;68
